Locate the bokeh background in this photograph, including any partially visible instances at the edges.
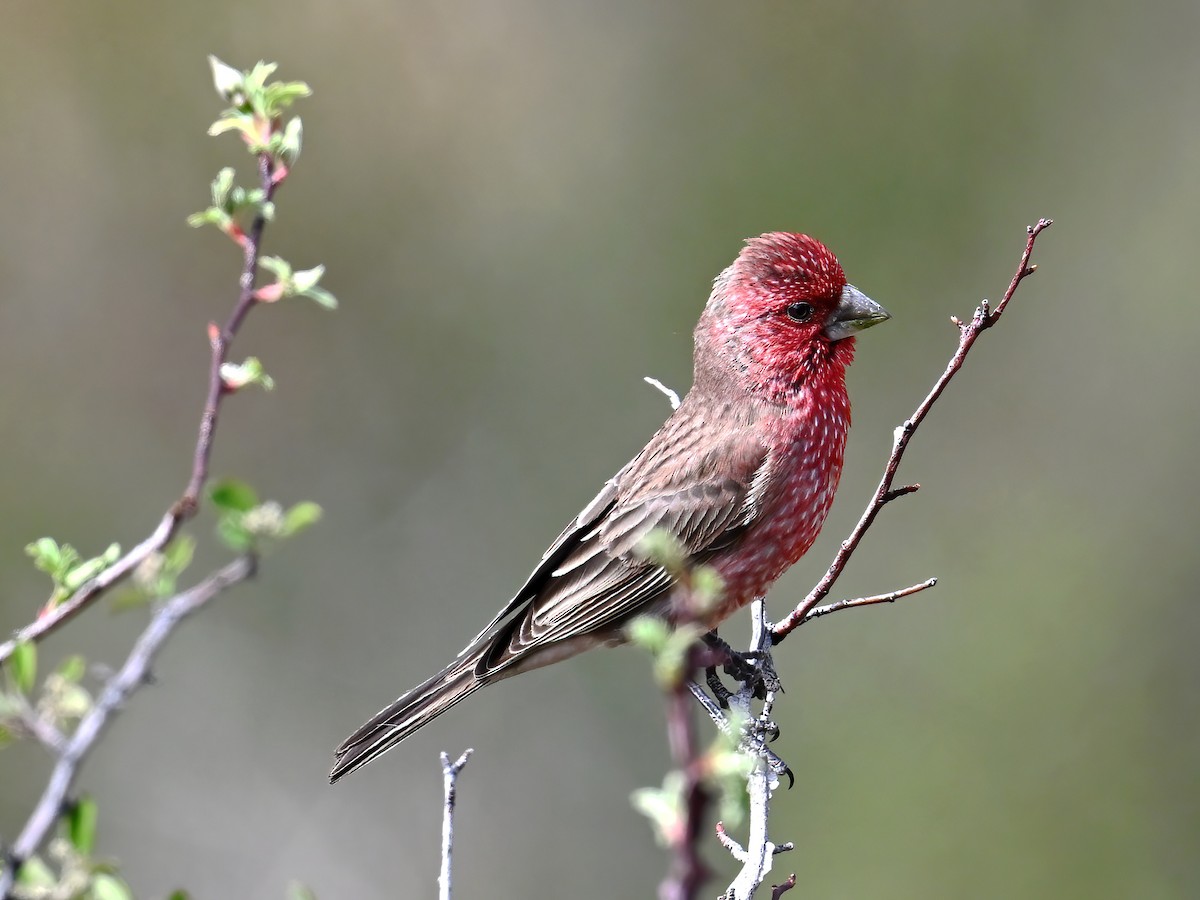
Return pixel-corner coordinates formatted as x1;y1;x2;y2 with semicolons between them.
2;2;1198;897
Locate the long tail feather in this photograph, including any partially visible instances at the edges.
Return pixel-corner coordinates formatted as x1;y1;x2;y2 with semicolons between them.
330;652;484;783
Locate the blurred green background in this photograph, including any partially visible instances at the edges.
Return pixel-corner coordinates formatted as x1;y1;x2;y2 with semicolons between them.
2;1;1198;897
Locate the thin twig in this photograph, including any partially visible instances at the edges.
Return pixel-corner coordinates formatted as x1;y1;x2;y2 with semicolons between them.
10;703;67;756
770;874;797;898
0;555;255;898
772;218;1052;642
0;156;282;666
802;577;938;622
439;748;473;900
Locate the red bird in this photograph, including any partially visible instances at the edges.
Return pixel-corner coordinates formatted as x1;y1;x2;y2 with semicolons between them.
331;233;889;782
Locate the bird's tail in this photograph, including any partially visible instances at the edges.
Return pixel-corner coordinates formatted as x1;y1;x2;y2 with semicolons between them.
330;649;485;783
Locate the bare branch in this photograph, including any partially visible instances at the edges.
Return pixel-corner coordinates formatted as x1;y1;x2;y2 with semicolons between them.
802;577;938;623
0;156;285;665
0;555;255;898
439;748;473;900
772;218;1052;642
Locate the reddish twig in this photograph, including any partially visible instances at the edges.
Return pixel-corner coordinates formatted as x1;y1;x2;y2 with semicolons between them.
0;555;256;898
772;218;1053;642
660;644;714;900
770;874;797;898
0;157;282;667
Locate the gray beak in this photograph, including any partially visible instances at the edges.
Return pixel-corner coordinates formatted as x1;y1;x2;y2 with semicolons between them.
823;284;891;341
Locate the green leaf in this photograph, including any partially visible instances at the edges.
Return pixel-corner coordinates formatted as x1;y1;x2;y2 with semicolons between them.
164;535;197;575
287;883;318;900
216;515;254;552
48;678;92;720
187;207;233;230
636;529;686;572
210;167;235;207
244;61;279;93
15;855;55;887
262;81;313;115
56;655;87;683
26;537;74;579
689;566;724;614
290;264;325;294
630;774;684;847
207;55;246;104
63;543;121;591
9;640;36;695
279;117;303;164
626;616;670;654
0;723;13;750
67;795;98;855
301;285;338;310
653;624;703;687
93;873;134;900
220;357;275;392
258;255;291;279
282;502;322;537
167;892;193;900
300;286;338;312
210;479;259;512
207;116;250;138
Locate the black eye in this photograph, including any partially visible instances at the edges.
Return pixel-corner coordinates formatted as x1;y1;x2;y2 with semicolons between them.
786;302;814;323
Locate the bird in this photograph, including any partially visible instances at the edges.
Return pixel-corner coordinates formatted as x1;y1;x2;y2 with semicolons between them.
330;232;889;782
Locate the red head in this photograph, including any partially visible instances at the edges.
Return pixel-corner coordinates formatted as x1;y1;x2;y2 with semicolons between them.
695;233;888;405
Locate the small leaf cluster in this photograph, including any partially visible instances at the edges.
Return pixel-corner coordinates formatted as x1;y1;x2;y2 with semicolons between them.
0;643;90;752
220;356;275;393
627;529;724;687
112;537;197;612
187;165;275;237
25;539;122;609
631;730;755;849
255;257;336;309
210;479;322;552
626;529;755;847
187;57;337;312
8;803;136;900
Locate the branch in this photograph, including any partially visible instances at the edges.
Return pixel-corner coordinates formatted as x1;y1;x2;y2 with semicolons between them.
0;555;256;898
772;218;1053;642
438;748;473;900
0;156;281;666
659;645;713;900
718;600;787;900
802;577;938;623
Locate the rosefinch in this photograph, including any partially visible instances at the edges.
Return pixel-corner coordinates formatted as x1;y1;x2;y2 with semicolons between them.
331;233;889;782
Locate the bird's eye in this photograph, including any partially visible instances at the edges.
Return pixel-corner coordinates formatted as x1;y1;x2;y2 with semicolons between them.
786;302;814;323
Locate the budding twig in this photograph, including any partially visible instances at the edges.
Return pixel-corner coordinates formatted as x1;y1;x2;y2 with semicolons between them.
0;555;255;899
772;218;1052;642
0;154;282;666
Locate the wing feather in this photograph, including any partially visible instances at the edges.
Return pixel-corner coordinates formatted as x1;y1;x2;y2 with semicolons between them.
470;399;776;677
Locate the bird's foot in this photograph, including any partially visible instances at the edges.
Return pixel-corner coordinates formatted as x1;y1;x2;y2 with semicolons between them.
701;631;783;703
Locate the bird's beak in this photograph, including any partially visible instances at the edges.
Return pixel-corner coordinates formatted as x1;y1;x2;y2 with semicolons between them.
823;284;891;341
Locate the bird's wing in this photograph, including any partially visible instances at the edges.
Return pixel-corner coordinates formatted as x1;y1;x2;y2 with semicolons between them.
473;405;774;677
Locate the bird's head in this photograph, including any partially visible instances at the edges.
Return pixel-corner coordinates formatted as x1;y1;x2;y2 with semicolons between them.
695;232;890;404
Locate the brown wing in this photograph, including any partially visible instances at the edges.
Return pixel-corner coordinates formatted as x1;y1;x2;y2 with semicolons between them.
472;399;774;678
